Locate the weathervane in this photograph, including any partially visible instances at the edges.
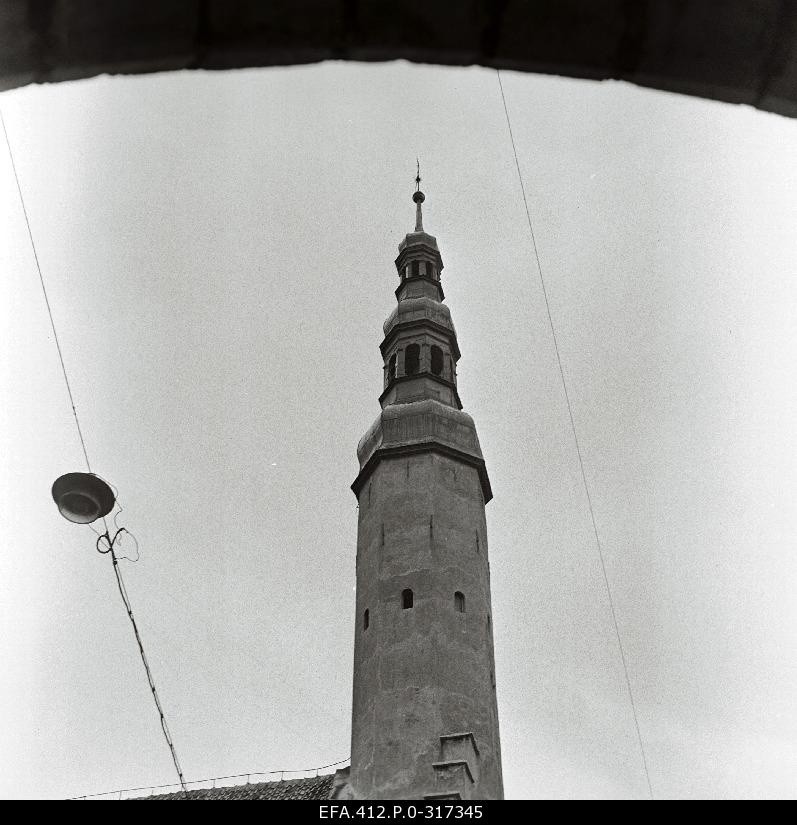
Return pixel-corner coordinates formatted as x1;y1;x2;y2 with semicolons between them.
413;159;425;231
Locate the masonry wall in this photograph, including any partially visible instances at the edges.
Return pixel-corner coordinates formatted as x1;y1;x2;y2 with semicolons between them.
350;451;503;800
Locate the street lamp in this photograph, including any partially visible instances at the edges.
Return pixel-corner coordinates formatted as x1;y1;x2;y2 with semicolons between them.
51;471;115;524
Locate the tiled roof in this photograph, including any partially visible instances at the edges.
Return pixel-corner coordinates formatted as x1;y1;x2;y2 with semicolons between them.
140;774;335;800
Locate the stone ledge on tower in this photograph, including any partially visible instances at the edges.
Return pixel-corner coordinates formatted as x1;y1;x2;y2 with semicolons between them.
427;732;481;800
424;793;463;800
440;732;481;774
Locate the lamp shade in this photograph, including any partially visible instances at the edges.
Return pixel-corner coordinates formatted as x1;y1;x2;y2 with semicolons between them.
51;472;115;524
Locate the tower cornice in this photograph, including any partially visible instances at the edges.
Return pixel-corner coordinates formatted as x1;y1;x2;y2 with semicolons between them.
351;441;492;505
353;399;492;503
394;275;444;303
395;238;443;265
377;372;463;410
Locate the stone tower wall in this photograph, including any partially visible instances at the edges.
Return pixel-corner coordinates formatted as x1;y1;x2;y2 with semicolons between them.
350;451;503;799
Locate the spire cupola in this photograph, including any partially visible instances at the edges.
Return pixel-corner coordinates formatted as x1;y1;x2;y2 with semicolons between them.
396;165;444;303
377;175;467;413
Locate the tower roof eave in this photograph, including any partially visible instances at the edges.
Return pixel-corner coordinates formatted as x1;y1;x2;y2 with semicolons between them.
395;240;443;271
351;442;492;505
397;230;440;255
353;399;492;503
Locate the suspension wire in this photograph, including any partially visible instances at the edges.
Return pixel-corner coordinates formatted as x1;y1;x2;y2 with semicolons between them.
1;108;188;797
0;109;92;473
69;757;351;800
109;547;188;796
496;70;654;800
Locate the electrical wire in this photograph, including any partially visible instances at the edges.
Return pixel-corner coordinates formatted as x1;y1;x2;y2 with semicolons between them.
0;109;92;474
68;758;351;800
496;70;655;800
109;546;188;796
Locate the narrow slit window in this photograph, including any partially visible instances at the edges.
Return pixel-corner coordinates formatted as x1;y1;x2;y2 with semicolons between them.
405;344;420;376
426;261;435;279
364;609;370;630
430;345;444;376
388;353;397;381
412;260;420;277
402;589;414;609
455;591;466;613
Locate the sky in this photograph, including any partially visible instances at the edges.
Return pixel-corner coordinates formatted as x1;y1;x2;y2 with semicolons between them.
1;60;796;801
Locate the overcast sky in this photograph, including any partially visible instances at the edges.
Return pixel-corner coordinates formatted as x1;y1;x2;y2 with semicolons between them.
1;61;796;800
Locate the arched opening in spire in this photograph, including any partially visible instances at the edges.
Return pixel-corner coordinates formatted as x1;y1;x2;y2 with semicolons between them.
387;353;397;382
404;344;420;376
430;345;444;376
455;591;465;613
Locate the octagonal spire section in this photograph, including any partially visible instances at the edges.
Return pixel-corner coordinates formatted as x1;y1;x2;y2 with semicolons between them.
353;186;492;504
380;188;461;411
395;228;444;304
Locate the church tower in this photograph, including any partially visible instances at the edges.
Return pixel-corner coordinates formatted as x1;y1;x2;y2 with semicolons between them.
348;181;503;800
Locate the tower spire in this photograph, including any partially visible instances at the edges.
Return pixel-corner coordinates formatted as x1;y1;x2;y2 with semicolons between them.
413;159;425;232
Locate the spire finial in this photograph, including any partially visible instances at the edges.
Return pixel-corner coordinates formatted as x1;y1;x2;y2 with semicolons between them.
412;159;425;231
